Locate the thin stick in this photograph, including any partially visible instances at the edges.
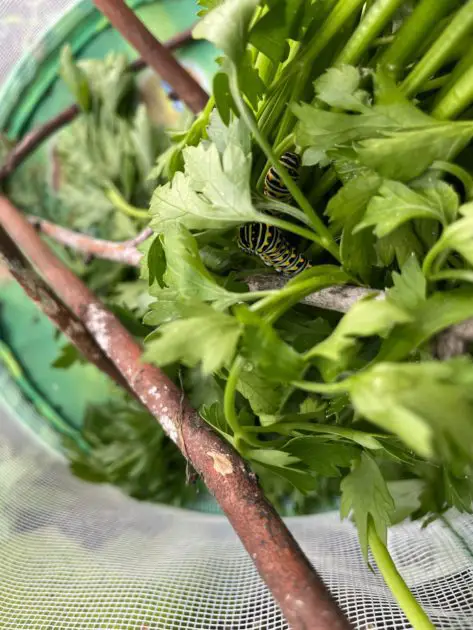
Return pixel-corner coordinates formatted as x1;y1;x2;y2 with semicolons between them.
0;226;130;392
0;195;351;630
28;215;144;265
0;28;195;181
93;0;208;113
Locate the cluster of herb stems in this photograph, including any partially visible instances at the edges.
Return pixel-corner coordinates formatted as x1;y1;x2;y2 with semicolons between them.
221;2;473;628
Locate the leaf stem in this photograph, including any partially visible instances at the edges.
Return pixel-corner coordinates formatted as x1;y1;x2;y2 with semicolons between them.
431;161;473;200
432;62;473;120
335;0;407;67
368;520;435;630
379;0;459;79
291;379;348;394
228;70;340;261
105;188;149;220
223;355;245;450
401;0;473;97
430;269;473;283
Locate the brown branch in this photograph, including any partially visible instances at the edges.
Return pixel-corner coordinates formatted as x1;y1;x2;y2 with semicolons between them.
93;0;208;114
434;319;473;359
0;195;352;630
247;274;385;311
0;28;195;182
28;215;144;266
0;226;131;392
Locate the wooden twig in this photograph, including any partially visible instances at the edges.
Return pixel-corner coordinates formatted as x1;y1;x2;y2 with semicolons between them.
28;215;144;266
0;226;130;392
93;0;208;113
0;28;195;182
0;195;352;630
246;274;385;312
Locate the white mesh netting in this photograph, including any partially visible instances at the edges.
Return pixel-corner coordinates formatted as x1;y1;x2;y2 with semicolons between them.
0;0;79;81
1;384;473;629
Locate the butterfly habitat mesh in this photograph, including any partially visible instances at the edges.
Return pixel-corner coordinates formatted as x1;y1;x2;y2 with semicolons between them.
1;1;473;629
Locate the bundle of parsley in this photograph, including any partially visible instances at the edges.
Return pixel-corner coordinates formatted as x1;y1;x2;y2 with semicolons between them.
33;0;473;624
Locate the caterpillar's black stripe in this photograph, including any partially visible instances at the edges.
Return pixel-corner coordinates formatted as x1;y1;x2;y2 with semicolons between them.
238;151;310;277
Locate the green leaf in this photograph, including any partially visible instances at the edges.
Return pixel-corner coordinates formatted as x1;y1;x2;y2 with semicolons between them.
143;289;183;326
162;225;242;310
52;344;86;369
60;45;90;111
387;256;426;312
207;110;251;156
237;364;291;415
378;288;473;362
347;358;473;462
257;464;320;494
200;402;232;438
235;306;305;382
325;175;381;282
247;448;301;468
147;236;166;288
193;0;259;63
314;65;369;113
307;297;411;364
144;303;242;374
285;437;360;476
197;0;222;17
357;124;473;181
150;133;262;232
213;72;234;125
340;453;394;560
249;5;289;62
387;479;423;525
238;50;265;109
356;180;452;238
375;223;424;269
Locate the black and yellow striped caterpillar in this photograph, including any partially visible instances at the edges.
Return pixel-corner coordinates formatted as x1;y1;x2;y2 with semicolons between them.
237;151;311;277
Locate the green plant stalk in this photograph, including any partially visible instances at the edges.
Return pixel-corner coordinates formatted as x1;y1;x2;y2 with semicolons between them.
433;42;473;105
430;269;473;283
432;63;473;120
105;187;148;219
228;70;340;260
290;379;347;395
419;75;451;93
379;0;460;78
401;0;473;97
223;355;245;451
422;239;450;279
299;0;367;70
267;216;327;246
431;161;473;199
250;274;349;323
335;0;407;67
368;520;436;630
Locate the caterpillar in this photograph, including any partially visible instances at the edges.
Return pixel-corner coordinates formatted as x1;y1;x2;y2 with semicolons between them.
237;151;311;277
238;222;311;276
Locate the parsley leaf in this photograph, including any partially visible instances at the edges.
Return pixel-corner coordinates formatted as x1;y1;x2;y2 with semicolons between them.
347;358;473;462
340;453;394;561
144;303;242;374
